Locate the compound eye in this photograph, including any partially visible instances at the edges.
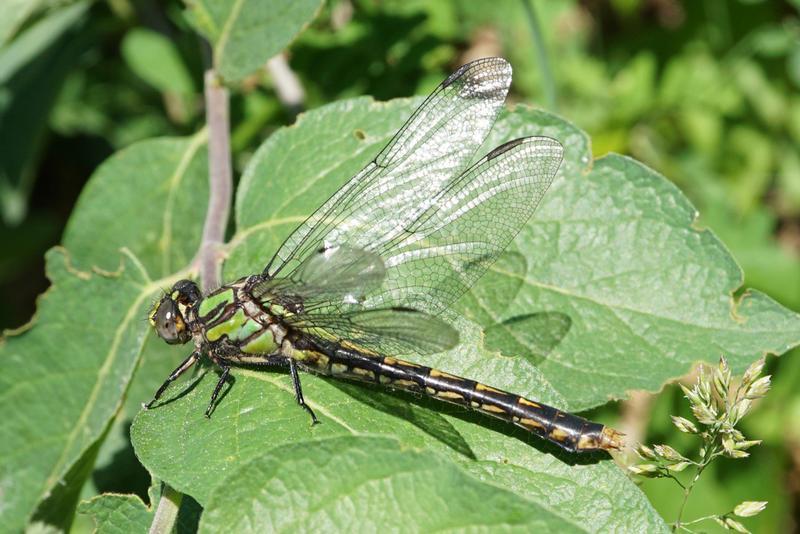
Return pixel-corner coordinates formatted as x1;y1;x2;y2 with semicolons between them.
154;300;183;344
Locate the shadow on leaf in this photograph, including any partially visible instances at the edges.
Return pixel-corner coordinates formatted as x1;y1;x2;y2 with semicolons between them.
483;311;572;366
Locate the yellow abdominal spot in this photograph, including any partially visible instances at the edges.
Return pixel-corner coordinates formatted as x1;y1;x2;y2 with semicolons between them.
549;428;569;442
517;398;541;409
480;404;506;414
519;418;544;430
475;383;503;394
429;369;458;380
577;435;599;450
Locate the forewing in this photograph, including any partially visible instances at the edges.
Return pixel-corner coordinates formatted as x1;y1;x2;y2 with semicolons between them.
265;57;513;278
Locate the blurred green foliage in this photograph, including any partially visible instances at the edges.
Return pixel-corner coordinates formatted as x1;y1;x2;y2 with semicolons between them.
2;0;799;532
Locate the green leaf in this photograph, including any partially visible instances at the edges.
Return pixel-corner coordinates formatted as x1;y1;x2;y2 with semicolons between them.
77;490;202;534
0;134;209;531
0;1;89;225
0;0;49;45
199;436;593;532
62;132;209;276
0;249;151;531
78;494;151;534
121;28;195;95
185;0;323;81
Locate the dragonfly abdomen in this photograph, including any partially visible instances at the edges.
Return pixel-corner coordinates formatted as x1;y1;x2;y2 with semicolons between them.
295;347;622;453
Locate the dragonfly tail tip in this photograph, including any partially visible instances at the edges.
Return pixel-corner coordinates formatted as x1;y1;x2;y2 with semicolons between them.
601;427;626;451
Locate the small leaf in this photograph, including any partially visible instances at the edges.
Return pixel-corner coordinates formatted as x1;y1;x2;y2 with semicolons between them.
741;357;765;387
666;461;691;472
733;501;767;517
746;376;771;399
77;494;151;534
714;355;731;399
724;517;751;533
121;28;195;94
671;415;698;434
185;0;323;81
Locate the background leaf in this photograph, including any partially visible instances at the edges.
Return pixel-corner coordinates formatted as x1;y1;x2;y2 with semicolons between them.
0;248;151;531
0;1;89;225
78;494;151;534
185;0;323;81
121;28;195;95
62;133;209;275
199;436;609;533
0;134;209;531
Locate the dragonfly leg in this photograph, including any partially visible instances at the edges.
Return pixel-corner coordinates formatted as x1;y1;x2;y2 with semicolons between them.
289;359;319;425
205;365;231;418
144;351;200;409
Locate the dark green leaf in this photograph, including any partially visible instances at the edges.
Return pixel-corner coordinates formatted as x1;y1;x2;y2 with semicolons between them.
0;248;151;531
0;1;89;225
62;134;209;275
0;133;209;531
121;28;195;95
185;0;323;81
77;494;151;534
199;436;594;533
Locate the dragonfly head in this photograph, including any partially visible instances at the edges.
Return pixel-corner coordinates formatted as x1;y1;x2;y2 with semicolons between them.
149;279;201;345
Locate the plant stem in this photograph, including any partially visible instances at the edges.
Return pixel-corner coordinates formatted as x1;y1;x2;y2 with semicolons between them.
147;68;234;534
521;0;557;111
200;69;233;292
148;484;183;534
672;426;720;531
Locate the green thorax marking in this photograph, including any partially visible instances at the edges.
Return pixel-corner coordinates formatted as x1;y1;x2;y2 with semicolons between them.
196;281;279;355
206;307;247;342
198;287;235;320
241;330;277;354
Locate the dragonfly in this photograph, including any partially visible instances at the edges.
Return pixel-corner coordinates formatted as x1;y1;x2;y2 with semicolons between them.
145;57;623;453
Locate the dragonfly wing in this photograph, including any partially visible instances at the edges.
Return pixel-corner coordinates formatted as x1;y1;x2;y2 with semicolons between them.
257;59;561;357
365;136;563;314
265;57;513;279
261;137;561;356
286;307;460;356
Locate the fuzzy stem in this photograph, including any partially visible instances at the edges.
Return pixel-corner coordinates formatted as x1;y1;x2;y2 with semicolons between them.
199;69;233;292
148;68;233;534
148;484;183;534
